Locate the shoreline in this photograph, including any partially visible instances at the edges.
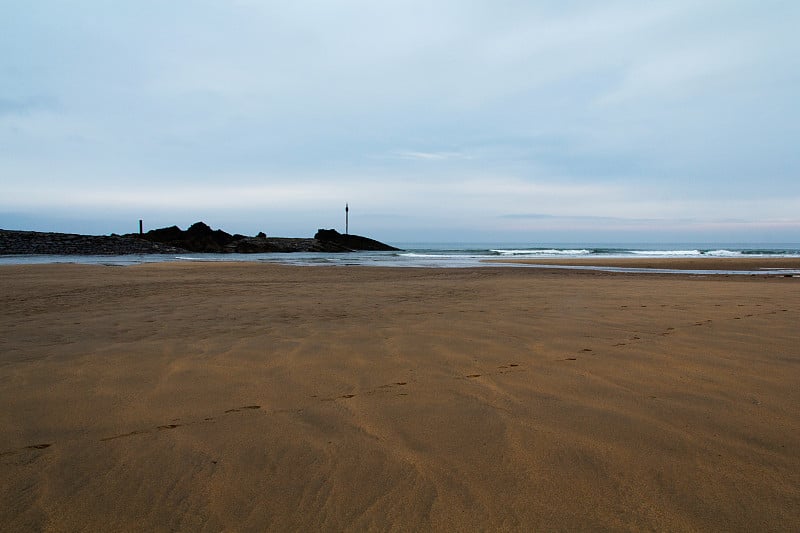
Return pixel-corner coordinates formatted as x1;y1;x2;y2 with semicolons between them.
4;254;800;275
489;256;800;272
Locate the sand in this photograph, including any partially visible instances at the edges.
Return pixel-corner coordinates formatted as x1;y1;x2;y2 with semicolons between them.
1;262;799;531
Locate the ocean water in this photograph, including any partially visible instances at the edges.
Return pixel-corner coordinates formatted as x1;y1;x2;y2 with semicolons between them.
2;242;800;275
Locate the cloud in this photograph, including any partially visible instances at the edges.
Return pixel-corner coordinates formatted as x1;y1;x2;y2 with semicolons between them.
392;151;472;161
1;1;799;240
596;43;750;106
0;97;51;117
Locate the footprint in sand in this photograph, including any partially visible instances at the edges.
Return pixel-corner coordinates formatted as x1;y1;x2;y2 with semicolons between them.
0;443;53;457
99;405;262;443
225;405;261;413
382;381;408;388
100;430;149;442
324;382;409;402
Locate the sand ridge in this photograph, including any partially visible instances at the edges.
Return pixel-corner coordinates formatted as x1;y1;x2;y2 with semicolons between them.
1;263;799;530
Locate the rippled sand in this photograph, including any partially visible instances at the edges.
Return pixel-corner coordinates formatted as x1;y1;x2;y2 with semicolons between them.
2;263;799;531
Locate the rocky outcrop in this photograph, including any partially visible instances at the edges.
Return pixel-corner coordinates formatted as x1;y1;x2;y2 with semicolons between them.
1;222;400;255
314;229;399;251
129;222;398;253
130;222;241;253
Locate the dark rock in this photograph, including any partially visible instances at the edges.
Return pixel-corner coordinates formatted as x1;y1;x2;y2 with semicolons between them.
132;222;236;253
2;222;400;255
314;229;400;251
144;225;184;242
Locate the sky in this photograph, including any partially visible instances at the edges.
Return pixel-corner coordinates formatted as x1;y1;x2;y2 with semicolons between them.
1;1;799;243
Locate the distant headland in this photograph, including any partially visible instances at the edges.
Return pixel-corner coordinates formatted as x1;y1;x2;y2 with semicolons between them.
0;222;400;255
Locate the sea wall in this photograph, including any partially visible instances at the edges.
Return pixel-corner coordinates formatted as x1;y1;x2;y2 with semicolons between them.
0;229;187;255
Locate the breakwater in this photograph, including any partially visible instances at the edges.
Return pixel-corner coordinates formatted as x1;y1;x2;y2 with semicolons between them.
1;222;399;255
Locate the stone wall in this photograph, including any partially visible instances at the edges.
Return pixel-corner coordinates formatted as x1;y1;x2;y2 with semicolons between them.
0;230;187;255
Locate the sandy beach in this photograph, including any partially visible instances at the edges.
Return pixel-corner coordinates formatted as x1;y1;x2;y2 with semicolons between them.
1;262;799;531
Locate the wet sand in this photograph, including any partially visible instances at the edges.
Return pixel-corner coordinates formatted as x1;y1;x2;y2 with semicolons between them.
1;262;799;531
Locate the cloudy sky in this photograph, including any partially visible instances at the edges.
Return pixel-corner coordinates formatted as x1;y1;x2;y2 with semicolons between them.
2;1;799;243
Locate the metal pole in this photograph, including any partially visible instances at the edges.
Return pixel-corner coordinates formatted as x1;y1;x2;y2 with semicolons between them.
345;204;349;235
139;219;143;234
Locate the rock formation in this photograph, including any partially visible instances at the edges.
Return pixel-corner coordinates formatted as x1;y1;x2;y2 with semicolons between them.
1;222;399;255
131;222;241;253
313;229;399;251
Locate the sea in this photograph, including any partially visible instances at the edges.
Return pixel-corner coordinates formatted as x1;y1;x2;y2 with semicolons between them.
2;242;800;275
